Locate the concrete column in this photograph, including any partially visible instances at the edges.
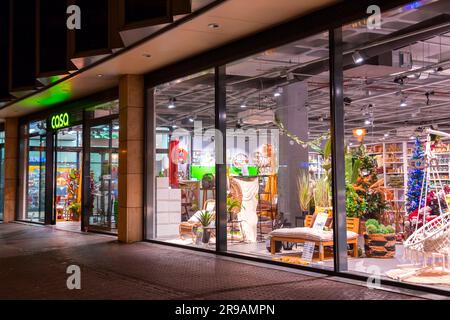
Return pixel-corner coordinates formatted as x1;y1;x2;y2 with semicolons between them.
276;82;309;226
3;118;19;223
118;75;145;243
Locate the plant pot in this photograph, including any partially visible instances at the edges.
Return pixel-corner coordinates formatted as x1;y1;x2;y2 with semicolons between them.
266;239;282;253
364;233;396;258
202;229;211;244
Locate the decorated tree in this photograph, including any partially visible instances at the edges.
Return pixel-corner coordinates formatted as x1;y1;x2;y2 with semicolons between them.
406;137;425;214
352;144;387;220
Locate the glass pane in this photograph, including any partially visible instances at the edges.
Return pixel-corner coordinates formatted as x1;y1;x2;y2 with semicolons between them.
112;120;119;148
87;119;119;234
88;152;118;233
86;100;119;119
156;128;170;149
225;31;333;269
56;127;82;147
27;149;46;223
0;144;4;221
150;69;216;250
18;122;47;223
343;0;450;293
91;124;111;148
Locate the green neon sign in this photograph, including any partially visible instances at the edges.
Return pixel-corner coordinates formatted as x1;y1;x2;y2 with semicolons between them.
50;112;70;130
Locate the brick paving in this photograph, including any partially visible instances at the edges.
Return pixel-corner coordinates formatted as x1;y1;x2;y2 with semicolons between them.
0;223;444;300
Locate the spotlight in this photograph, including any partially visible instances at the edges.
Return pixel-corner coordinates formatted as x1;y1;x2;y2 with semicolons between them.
394;76;406;85
364;119;372;126
352;50;364;64
240;103;247;108
343;97;352;105
400;98;407;107
274;87;283;97
188;118;194;123
168;98;176;109
384;133;389;138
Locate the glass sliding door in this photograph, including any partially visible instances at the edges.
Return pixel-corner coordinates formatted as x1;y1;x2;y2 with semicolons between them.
149;69;216;250
0;136;4;221
18;121;47;223
86;120;119;233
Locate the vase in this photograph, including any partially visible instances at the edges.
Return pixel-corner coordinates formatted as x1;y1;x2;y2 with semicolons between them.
202;229;211;244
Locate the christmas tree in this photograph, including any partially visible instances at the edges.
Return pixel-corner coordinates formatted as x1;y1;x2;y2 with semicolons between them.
406;137;425;214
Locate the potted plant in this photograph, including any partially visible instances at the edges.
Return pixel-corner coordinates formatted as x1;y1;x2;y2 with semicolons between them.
313;176;332;214
226;196;242;221
68;202;81;221
297;170;312;221
364;219;396;258
198;210;214;244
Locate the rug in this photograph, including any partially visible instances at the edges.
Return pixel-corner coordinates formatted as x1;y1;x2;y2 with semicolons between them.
386;267;450;285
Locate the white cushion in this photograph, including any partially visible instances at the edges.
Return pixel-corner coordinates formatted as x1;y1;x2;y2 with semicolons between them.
269;227;358;242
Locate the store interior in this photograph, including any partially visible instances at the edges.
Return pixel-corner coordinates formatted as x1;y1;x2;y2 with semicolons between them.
54;125;83;231
151;0;450;291
20;102;120;233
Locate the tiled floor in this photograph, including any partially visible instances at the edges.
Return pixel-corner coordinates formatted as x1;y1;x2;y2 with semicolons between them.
0;223;447;300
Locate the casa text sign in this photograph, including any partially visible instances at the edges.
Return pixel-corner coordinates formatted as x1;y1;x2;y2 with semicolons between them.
50;112;70;130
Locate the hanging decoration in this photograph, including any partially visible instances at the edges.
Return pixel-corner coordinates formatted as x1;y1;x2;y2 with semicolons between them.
274;116;330;150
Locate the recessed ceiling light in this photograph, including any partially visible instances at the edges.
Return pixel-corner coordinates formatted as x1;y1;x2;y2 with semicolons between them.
240;103;247;108
208;23;220;29
142;53;152;58
97;74;103;78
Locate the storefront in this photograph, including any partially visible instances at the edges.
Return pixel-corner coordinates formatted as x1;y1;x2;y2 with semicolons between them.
16;99;119;234
1;0;449;296
141;0;450;295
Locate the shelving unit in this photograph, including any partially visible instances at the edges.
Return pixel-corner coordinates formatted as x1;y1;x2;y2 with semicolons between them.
308;152;325;179
355;140;450;214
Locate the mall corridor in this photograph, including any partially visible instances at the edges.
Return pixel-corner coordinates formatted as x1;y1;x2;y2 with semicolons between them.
0;223;444;300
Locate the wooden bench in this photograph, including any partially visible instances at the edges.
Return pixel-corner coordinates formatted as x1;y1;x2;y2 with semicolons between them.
270;215;359;261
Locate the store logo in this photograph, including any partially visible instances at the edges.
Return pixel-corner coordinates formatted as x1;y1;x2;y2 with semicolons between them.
51;112;70;130
67;5;81;30
66;265;81;290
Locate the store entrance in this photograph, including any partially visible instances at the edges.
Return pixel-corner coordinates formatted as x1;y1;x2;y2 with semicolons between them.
53;125;83;232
